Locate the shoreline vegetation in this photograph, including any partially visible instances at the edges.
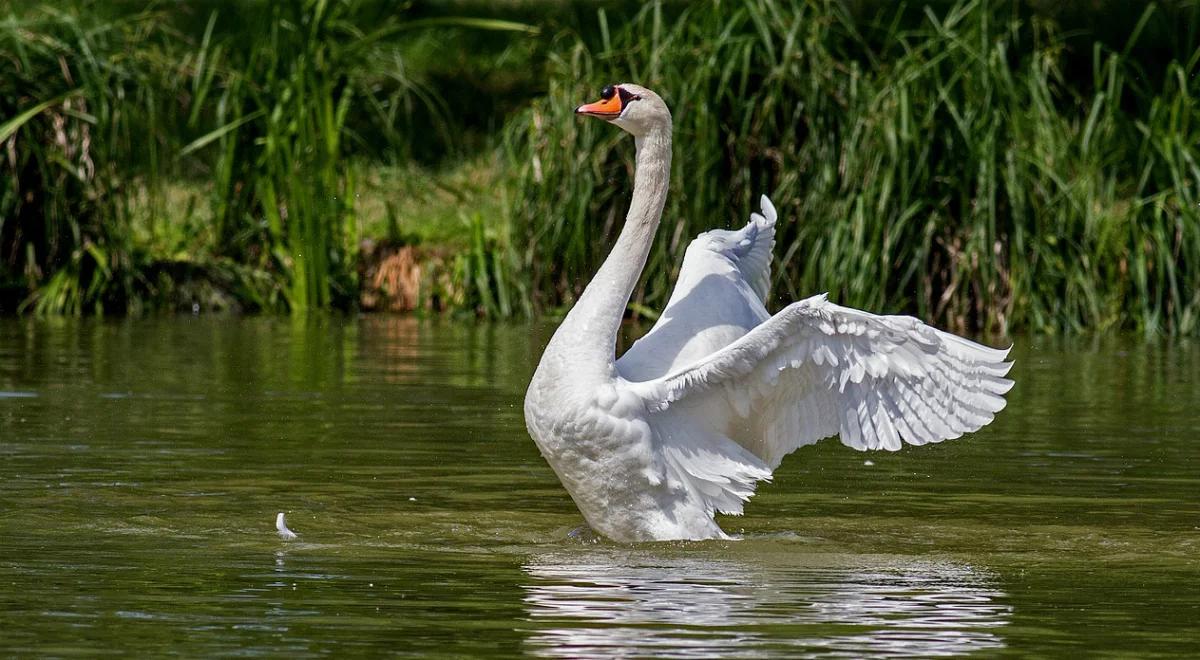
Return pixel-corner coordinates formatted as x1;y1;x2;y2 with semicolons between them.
2;0;1197;335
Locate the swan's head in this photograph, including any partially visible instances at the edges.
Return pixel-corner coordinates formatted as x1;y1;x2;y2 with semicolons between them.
575;83;671;137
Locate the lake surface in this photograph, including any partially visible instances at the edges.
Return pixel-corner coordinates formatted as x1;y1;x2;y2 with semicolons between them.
0;316;1196;657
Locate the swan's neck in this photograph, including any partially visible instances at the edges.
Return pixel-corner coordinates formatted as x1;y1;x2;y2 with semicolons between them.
553;126;672;375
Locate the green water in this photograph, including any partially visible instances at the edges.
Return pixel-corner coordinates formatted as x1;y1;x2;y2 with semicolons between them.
0;317;1196;657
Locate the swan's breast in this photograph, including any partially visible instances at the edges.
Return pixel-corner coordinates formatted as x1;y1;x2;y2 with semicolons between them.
525;375;668;524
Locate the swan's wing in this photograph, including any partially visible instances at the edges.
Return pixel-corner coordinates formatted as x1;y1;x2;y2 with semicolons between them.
706;194;777;304
617;196;778;381
630;293;1014;468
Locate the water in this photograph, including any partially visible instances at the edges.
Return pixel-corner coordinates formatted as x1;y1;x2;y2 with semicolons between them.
0;317;1196;657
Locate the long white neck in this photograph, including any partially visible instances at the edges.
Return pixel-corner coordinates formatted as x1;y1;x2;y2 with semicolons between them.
549;125;672;376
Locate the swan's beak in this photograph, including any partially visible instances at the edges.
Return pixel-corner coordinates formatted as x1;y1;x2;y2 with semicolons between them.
575;94;623;119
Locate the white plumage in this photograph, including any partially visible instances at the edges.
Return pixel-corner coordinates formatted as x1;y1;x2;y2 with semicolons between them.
525;83;1013;542
276;512;298;540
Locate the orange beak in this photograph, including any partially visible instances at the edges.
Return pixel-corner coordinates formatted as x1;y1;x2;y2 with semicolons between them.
575;94;624;119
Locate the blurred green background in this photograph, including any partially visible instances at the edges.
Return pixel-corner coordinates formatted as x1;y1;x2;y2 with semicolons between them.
2;0;1197;335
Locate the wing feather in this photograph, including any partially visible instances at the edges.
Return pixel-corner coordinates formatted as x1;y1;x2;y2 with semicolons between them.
616;196;779;381
631;293;1013;466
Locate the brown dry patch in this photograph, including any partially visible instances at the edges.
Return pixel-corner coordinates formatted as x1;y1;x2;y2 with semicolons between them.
359;240;421;312
358;239;458;313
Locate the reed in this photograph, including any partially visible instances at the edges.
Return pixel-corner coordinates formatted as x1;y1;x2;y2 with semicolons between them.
177;1;531;312
0;7;157;314
3;0;1198;334
2;1;533;314
503;0;1200;335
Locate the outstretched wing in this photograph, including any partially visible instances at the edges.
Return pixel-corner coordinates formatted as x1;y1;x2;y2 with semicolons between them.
631;293;1014;468
617;196;778;381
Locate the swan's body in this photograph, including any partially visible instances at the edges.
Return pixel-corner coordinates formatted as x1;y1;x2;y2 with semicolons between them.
524;84;1013;542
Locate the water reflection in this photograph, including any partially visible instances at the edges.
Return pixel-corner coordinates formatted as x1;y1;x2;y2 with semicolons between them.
522;548;1010;658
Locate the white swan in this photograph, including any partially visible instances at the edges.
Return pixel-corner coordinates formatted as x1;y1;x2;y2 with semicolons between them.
524;83;1013;542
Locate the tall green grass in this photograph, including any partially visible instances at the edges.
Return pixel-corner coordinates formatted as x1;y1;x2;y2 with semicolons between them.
0;7;156;314
179;2;369;312
3;0;1198;334
503;0;1200;335
176;1;535;312
1;1;534;314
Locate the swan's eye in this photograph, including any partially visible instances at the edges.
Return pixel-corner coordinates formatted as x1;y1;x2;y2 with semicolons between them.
617;87;641;105
600;85;616;100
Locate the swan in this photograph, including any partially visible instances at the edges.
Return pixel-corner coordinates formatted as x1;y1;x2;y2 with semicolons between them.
524;83;1013;542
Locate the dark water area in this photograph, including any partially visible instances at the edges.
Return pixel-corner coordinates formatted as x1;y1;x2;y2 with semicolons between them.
0;317;1196;657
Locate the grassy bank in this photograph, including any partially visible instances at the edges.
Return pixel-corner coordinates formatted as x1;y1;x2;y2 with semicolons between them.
2;1;1198;335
